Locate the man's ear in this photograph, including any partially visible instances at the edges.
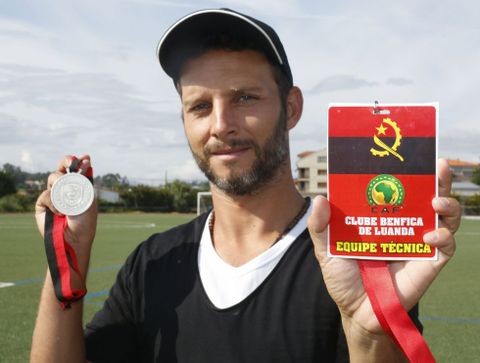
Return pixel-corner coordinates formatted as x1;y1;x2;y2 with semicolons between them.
286;86;303;130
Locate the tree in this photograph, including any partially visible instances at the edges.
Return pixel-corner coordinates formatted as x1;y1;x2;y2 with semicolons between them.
0;194;33;212
2;163;24;185
472;168;480;186
464;193;480;215
119;185;173;211
94;173;129;190
0;171;16;198
165;180;198;212
2;163;21;176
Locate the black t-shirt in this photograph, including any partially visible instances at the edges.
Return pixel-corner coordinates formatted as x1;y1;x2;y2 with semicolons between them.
85;214;420;362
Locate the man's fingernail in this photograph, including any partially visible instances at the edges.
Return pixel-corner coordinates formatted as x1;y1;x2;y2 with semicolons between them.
435;197;450;209
424;231;438;244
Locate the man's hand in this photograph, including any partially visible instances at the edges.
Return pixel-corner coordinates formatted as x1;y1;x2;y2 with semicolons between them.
35;155;97;275
308;158;461;341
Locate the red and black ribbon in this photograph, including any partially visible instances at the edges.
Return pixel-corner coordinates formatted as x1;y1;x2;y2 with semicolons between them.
44;157;93;309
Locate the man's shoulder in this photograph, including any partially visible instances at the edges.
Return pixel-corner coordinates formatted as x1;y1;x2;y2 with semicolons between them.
131;212;208;261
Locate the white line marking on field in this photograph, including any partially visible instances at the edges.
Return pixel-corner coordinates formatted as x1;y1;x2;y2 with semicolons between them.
99;223;156;229
0;224;35;230
457;232;480;236
463;216;480;220
0;282;15;288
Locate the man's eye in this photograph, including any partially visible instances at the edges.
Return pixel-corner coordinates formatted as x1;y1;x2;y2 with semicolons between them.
190;103;210;112
238;95;257;103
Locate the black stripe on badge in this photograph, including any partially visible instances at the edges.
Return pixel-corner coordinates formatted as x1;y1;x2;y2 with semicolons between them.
329;137;436;174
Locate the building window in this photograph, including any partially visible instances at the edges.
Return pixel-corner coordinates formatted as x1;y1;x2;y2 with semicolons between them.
317;156;326;163
298;168;309;178
317;182;327;188
317;169;326;175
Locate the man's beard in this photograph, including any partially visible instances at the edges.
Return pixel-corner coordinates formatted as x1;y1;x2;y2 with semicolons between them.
190;111;289;196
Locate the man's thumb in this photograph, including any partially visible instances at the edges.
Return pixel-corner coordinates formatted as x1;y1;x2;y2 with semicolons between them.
308;196;330;234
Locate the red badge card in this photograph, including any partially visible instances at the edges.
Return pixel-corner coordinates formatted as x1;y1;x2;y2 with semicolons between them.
327;103;438;260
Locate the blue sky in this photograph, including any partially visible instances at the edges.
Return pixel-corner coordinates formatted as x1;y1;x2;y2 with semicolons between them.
0;0;478;183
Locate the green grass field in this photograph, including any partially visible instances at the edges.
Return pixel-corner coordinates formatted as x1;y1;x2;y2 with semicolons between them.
0;213;479;362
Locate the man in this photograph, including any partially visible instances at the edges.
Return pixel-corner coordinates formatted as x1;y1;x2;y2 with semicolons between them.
31;8;460;362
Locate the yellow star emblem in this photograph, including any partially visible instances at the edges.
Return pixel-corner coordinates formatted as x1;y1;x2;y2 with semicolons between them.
370;118;404;162
376;123;387;135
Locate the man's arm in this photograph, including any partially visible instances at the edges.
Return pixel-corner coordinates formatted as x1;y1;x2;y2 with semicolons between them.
31;273;87;362
30;155;97;363
308;158;461;362
341;316;407;362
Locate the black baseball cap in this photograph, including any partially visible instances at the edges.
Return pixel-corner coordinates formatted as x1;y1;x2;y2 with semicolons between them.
156;8;293;86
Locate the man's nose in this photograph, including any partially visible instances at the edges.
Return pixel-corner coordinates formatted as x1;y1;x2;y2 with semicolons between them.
210;100;238;138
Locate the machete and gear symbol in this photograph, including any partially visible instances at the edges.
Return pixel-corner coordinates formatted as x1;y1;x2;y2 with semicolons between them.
370;118;405;162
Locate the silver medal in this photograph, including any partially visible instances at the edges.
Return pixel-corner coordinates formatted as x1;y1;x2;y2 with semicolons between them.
51;173;94;216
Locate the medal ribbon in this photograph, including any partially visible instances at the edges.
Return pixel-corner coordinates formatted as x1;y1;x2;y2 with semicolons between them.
358;260;435;362
44;157;92;309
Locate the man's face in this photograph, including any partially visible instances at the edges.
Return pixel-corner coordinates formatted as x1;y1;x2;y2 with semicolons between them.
179;50;289;196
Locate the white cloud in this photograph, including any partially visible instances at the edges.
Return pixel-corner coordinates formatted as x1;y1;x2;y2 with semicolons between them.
171;159;205;181
210;0;300;16
20;150;33;167
308;75;379;94
0;0;479;183
386;78;414;87
119;0;199;8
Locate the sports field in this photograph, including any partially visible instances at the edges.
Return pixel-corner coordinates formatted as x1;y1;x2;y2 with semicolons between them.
0;213;479;362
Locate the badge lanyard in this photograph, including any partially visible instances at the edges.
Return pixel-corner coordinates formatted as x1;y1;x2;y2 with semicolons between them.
358;260;435;362
358;103;436;362
43;158;93;309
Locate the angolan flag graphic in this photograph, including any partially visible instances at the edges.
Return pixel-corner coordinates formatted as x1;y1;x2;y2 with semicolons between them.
327;104;438;260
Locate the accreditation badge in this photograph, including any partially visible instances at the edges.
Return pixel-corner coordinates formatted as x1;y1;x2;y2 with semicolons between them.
327;103;438;260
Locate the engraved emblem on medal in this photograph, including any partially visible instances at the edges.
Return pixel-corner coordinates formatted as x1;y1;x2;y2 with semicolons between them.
51;173;94;216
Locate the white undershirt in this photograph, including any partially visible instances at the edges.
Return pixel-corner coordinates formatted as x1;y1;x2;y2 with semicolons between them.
198;204;312;309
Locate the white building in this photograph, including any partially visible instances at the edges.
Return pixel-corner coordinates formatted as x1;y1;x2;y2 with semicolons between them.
447;159;480;182
295;149;328;198
451;181;480;197
94;187;120;203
